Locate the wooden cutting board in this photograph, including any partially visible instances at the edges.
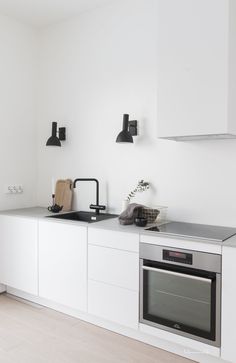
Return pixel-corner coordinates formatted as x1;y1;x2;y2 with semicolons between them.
55;179;73;212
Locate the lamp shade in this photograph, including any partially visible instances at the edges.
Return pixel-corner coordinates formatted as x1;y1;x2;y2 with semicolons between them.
116;114;133;143
46;122;61;146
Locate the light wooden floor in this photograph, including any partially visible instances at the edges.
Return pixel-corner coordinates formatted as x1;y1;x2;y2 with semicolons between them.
0;294;195;363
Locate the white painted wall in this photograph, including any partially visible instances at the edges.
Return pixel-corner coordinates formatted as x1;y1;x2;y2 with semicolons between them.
0;14;37;209
36;0;236;227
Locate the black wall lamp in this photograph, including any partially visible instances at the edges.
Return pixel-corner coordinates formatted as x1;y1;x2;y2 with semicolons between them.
116;114;138;143
46;122;66;147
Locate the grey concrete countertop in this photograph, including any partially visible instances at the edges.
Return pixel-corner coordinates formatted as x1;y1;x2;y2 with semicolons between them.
0;207;51;219
223;234;236;248
1;207;236;248
0;207;99;227
88;216;144;234
0;207;144;231
91;217;236;248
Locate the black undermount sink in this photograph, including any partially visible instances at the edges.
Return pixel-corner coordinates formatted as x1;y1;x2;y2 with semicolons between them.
46;211;118;223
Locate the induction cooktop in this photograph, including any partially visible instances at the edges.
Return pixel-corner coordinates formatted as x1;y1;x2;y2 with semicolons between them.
145;221;236;242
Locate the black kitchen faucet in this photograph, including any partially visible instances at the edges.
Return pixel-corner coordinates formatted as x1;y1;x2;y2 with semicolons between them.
73;178;106;215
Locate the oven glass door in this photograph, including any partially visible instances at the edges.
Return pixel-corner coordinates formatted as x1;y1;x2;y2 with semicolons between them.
141;260;217;341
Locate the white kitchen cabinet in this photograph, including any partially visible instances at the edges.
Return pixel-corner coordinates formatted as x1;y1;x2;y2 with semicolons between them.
88;228;139;252
0;215;38;295
221;246;236;363
157;0;236;140
39;221;87;312
88;280;139;329
88;244;139;291
88;228;139;329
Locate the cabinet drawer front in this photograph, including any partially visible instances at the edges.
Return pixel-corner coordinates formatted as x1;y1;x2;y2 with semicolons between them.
88;228;139;252
88;280;138;329
88;245;139;291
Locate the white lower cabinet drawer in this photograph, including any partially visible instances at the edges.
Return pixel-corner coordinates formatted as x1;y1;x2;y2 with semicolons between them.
88;245;139;291
88;228;139;252
88;280;139;329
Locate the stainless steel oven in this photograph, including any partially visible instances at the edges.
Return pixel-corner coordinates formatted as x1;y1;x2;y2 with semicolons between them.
140;243;221;347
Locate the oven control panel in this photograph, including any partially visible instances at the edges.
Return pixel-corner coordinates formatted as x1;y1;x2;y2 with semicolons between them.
163;249;193;265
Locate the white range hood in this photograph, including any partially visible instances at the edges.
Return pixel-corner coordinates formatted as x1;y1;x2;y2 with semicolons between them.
156;0;236;142
160;134;236;142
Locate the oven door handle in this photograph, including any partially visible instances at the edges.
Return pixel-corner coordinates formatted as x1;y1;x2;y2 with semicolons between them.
142;266;212;282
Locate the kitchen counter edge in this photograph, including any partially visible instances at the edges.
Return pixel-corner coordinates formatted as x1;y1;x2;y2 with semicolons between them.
1;207;236;248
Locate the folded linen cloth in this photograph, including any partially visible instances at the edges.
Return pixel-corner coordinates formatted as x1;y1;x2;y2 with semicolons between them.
119;203;145;225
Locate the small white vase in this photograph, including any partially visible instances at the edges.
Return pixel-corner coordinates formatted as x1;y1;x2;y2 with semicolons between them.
121;200;130;212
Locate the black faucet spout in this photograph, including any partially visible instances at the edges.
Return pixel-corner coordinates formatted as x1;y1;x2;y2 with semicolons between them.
73;178;105;215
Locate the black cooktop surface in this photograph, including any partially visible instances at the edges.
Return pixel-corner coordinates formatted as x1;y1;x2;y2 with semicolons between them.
145;221;236;242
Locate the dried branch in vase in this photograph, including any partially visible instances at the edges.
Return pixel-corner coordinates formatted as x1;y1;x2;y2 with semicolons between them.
126;180;150;202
